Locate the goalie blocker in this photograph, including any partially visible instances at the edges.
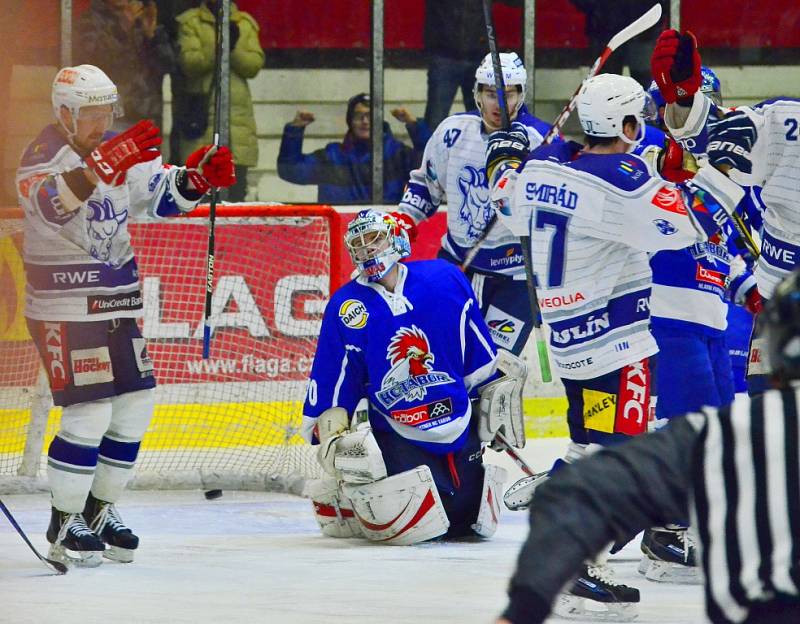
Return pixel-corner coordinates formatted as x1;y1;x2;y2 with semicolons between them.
308;402;511;545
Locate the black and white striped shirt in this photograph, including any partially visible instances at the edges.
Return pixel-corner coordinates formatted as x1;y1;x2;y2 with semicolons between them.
694;388;800;623
502;386;800;624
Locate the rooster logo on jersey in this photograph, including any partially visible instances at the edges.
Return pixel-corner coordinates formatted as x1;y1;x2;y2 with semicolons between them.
376;325;454;409
457;165;491;243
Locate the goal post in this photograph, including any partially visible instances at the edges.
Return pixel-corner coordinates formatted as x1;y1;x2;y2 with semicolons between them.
0;205;343;493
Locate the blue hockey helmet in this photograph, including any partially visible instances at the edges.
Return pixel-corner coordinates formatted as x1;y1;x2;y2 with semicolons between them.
700;66;722;105
345;210;411;282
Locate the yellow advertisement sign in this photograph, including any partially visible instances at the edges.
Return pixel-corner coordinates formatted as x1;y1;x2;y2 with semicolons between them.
0;234;31;341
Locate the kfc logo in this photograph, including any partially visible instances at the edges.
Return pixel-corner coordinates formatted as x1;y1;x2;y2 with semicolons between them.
42;322;68;391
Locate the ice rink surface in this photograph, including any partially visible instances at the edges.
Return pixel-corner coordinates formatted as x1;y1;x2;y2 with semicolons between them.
0;440;704;624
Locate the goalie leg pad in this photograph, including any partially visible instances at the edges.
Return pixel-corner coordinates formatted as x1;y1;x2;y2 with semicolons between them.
307;478;363;538
478;350;527;450
342;465;450;545
470;464;507;538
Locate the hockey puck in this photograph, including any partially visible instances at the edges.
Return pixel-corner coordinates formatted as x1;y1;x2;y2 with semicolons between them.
204;489;223;500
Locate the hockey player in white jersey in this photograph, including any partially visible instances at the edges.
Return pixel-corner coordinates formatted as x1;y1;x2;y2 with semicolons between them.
486;73;746;616
301;210;526;545
395;52;556;356
651;29;800;388
16;65;235;567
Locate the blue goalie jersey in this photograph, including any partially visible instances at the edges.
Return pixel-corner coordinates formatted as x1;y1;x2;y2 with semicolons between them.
302;259;498;455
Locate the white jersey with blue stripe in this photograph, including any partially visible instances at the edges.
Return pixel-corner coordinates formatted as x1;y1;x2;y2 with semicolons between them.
636;124;733;334
302;260;497;455
667;94;800;299
498;145;706;380
397;107;553;277
16;124;199;322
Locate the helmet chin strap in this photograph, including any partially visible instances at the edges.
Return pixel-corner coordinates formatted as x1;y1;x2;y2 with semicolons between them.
619;119;645;150
57;107;80;144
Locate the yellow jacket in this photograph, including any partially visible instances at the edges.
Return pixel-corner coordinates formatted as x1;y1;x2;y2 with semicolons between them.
176;2;264;167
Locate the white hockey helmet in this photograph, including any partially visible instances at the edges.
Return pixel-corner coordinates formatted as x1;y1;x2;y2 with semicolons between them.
345;210;411;282
474;52;527;115
52;65;122;136
577;74;657;147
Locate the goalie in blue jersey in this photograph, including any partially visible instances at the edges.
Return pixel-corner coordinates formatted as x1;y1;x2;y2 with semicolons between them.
301;209;527;544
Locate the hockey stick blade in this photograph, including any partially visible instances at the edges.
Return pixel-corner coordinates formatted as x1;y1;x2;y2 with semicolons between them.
607;3;662;53
543;3;663;144
0;500;68;575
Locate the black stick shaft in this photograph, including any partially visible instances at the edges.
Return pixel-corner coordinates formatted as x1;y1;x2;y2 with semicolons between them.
0;499;67;574
202;0;226;359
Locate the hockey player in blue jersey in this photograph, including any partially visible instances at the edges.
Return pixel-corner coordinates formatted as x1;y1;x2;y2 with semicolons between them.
395;52;556;356
16;65;235;567
486;73;746;618
301;209;527;544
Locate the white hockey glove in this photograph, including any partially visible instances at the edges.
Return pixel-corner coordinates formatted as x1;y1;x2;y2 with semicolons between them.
333;423;388;484
316;408;350;477
477;350;528;451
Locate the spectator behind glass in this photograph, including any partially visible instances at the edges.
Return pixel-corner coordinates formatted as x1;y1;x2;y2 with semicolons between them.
570;0;666;88
277;94;431;205
176;0;264;202
424;0;522;131
74;0;177;131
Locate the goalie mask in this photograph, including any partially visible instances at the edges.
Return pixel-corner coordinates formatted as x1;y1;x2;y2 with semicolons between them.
345;210;411;282
577;74;657;148
52;65;123;139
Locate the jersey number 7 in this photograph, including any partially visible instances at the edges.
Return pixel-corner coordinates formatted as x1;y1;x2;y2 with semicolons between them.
535;209;569;288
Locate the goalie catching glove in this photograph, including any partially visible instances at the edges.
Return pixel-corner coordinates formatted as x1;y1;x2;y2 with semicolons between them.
477;350;527;451
315;408;387;484
185;145;236;194
86;119;161;186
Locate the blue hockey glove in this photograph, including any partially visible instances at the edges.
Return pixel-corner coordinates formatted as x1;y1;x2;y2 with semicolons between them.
486;122;530;186
706;111;757;174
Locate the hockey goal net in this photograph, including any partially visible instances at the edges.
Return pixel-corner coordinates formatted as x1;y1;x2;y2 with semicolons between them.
0;205;342;493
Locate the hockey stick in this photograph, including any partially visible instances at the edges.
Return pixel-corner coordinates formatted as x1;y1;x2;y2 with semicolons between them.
495;431;536;477
475;0;552;384
463;2;664;269
542;3;663;144
201;0;226;359
0;499;68;574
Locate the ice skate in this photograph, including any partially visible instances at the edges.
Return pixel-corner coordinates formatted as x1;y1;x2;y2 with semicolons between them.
638;525;701;584
553;562;640;622
84;493;139;563
46;507;105;568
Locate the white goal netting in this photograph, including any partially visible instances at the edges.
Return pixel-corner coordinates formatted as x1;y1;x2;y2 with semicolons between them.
0;205;340;492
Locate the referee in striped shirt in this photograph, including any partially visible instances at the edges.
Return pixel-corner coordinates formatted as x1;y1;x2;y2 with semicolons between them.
498;270;800;624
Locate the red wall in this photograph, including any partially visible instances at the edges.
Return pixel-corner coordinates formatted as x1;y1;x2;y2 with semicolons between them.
240;0;799;51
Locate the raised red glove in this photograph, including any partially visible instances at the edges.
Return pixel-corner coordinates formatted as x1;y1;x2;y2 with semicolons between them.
650;29;702;104
390;211;418;242
745;286;763;315
86;119;162;186
185;145;236;195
